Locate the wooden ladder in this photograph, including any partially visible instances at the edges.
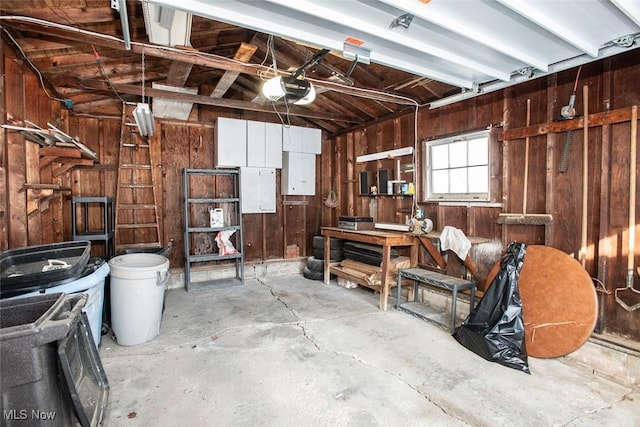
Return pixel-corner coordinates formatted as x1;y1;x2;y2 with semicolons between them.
114;109;162;253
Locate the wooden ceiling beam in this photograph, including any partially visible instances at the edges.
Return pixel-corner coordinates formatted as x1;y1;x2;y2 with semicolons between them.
0;7;115;24
1;17;415;105
211;42;258;98
65;77;357;123
165;61;195;87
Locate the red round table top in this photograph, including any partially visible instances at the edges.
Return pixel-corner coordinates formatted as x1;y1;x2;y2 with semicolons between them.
485;245;598;358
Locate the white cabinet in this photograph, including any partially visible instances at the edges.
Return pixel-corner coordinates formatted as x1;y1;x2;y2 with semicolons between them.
282;125;303;152
241;167;276;213
302;127;322;154
215;117;247;167
264;123;283;168
247;121;282;168
281;126;321;195
282;152;316;195
282;125;321;153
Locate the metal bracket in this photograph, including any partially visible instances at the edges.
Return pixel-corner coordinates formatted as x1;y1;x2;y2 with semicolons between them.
343;42;371;65
612;34;635;48
516;67;534;78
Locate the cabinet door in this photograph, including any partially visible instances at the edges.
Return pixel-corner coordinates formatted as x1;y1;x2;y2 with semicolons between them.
299;152;316;195
258;169;276;212
241;167;276;213
282;152;315;195
264;123;283;168
302;127;322;154
215;117;247;167
246;120;266;167
247;121;282;168
282;125;303;152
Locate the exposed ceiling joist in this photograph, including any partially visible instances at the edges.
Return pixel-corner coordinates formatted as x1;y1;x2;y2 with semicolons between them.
66;77;357;123
210;42;258;98
0;16;415;106
2;1;638;136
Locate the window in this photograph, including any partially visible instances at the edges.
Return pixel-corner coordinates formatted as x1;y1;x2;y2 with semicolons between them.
425;130;490;201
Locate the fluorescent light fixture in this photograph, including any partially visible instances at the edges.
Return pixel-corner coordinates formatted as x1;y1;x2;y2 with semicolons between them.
133;102;156;136
262;76;316;105
356;147;413;163
141;1;192;47
159;6;175;30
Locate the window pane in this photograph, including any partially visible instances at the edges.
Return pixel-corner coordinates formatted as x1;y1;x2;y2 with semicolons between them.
449;168;467;193
425;130;490;201
431;145;448;169
432;170;449;193
468;166;488;193
449;141;467;168
468;137;488;165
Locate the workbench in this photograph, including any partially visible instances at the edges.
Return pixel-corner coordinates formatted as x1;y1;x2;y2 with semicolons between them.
321;227;419;311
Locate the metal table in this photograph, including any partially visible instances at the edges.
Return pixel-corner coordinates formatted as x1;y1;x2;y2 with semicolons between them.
397;267;476;333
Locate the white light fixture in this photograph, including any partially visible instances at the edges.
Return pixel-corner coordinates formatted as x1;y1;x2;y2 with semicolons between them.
141;1;192;47
133;102;156;136
356;147;413;163
262;76;285;102
133;48;155;136
262;76;316;105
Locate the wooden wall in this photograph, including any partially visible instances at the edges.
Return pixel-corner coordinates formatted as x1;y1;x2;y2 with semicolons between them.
1;41;322;268
1;40;638;341
321;49;640;341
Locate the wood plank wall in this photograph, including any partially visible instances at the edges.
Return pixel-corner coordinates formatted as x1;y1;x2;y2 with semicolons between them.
1;41;638;341
322;50;639;341
1;41;321;267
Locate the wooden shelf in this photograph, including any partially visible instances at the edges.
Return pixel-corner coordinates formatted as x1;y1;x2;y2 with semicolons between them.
24;183;72;215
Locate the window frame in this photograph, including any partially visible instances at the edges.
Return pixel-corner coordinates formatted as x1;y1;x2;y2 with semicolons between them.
424;129;491;202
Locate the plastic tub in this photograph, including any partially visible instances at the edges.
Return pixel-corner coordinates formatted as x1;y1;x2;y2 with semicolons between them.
0;241;91;298
8;260;109;348
108;253;169;346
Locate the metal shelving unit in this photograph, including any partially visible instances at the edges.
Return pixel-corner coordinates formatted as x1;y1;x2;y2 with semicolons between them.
71;196;115;259
183;168;244;291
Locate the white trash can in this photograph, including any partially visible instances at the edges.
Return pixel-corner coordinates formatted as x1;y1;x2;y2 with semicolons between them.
108;253;169;346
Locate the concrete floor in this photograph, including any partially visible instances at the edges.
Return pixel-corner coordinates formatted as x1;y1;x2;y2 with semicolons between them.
99;274;639;427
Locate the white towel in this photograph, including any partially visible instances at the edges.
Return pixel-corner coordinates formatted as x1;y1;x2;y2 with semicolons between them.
439;226;472;260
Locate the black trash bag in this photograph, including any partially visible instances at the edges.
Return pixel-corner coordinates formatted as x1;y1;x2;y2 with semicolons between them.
453;241;530;374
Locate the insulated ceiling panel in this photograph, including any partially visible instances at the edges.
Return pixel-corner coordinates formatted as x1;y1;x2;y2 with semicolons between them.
143;0;640;106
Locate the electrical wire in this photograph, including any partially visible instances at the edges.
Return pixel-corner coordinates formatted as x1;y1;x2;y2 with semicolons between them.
1;26;67;104
2;15;423;174
1;16;420;107
91;45;130;108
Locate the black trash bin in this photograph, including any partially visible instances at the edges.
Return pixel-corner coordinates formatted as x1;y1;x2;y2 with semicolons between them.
0;293;109;427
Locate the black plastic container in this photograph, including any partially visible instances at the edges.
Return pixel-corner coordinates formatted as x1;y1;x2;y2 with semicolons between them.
58;312;110;426
0;293;109;426
343;241;399;266
0;241;91;298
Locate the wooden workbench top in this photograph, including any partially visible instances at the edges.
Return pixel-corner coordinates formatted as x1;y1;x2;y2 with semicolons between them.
321;227;419;246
